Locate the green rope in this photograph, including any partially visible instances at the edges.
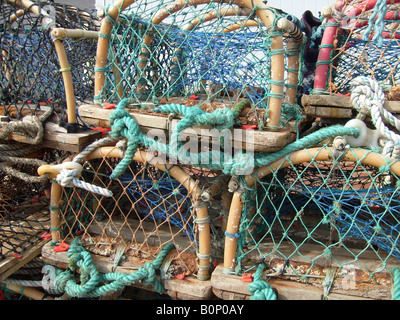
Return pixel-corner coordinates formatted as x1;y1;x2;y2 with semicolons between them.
108;98;361;177
54;237;174;298
393;267;400;300
248;264;277;300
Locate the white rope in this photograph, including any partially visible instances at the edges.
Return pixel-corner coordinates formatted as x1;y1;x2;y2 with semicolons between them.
350;76;400;159
55;162;113;197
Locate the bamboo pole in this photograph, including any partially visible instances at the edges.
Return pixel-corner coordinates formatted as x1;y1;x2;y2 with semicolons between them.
52;28;99;40
276;17;303;106
51;28;100;123
221;20;259;33
49;182;63;245
94;0;134;103
4;283;54;300
183;7;253;31
220;189;232;232
51;34;77;124
223;187;244;274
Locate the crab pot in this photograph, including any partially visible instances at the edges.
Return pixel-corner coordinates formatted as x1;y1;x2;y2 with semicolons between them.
313;0;400;96
93;0;305;131
40;145;233;296
215;143;400;300
0;0;99;123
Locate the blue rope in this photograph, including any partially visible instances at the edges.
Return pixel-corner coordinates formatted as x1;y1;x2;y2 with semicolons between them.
362;0;388;46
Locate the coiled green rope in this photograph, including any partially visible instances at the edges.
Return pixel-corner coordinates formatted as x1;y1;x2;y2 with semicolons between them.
109;98;360;178
248;264;277;300
54;237;174;298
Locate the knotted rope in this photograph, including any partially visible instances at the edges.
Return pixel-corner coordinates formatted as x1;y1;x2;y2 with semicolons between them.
109;99;361;177
248;264;277;300
350;76;400;159
54;136;118;197
0;109;52;145
393;267;400;300
54;238;174;298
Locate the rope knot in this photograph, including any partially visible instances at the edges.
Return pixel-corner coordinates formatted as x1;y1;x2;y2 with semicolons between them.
56;169;78;187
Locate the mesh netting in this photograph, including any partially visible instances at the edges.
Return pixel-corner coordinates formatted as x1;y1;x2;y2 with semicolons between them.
0;0;99;121
313;0;400;96
233;143;400;290
55;147;227;278
0;155;50;260
96;0;305;129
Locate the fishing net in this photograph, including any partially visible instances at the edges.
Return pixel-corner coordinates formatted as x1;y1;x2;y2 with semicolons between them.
313;0;400;96
230;141;400;296
53;145;228;280
0;144;65;261
0;0;99;123
95;0;305;130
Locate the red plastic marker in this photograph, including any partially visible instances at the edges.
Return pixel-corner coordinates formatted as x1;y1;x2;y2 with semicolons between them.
241;273;253;282
12;253;23;259
103;102;116;109
174;273;186;280
241;125;257;130
41;232;52;240
54;242;70;252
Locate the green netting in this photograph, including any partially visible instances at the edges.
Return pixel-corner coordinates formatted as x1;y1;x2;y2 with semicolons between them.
97;0;305;129
235;142;400;289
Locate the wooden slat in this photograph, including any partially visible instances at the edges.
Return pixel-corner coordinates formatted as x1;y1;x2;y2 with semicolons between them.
41;241;213;300
302;94;400;113
0;239;51;281
78;104;294;153
211;237;396;301
86;217;195;251
211;265;375;300
4;128;102;153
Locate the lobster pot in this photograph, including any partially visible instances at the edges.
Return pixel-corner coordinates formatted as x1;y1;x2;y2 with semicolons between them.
95;0;305;129
225;144;400;299
0;1;99;121
313;0;400;96
53;146;227;280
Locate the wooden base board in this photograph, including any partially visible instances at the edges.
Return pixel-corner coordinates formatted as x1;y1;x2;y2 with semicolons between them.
212;238;399;300
4;128;102;153
301;94;400;120
0;239;51;281
0;209;51;280
212;265;377;300
78;104;294;153
41;241;213;300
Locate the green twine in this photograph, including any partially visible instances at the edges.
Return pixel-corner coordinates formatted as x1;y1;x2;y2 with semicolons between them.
108;99;361;178
54;237;174;298
248;264;277;300
393;267;400;300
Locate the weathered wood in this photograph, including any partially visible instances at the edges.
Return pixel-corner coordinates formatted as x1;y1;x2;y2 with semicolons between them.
304;106;353;119
0;239;51;281
41;241;213;299
5;127;102;152
78;104;293;153
0;210;50;257
87;217;196;252
302;94;400;113
211;265;378;300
